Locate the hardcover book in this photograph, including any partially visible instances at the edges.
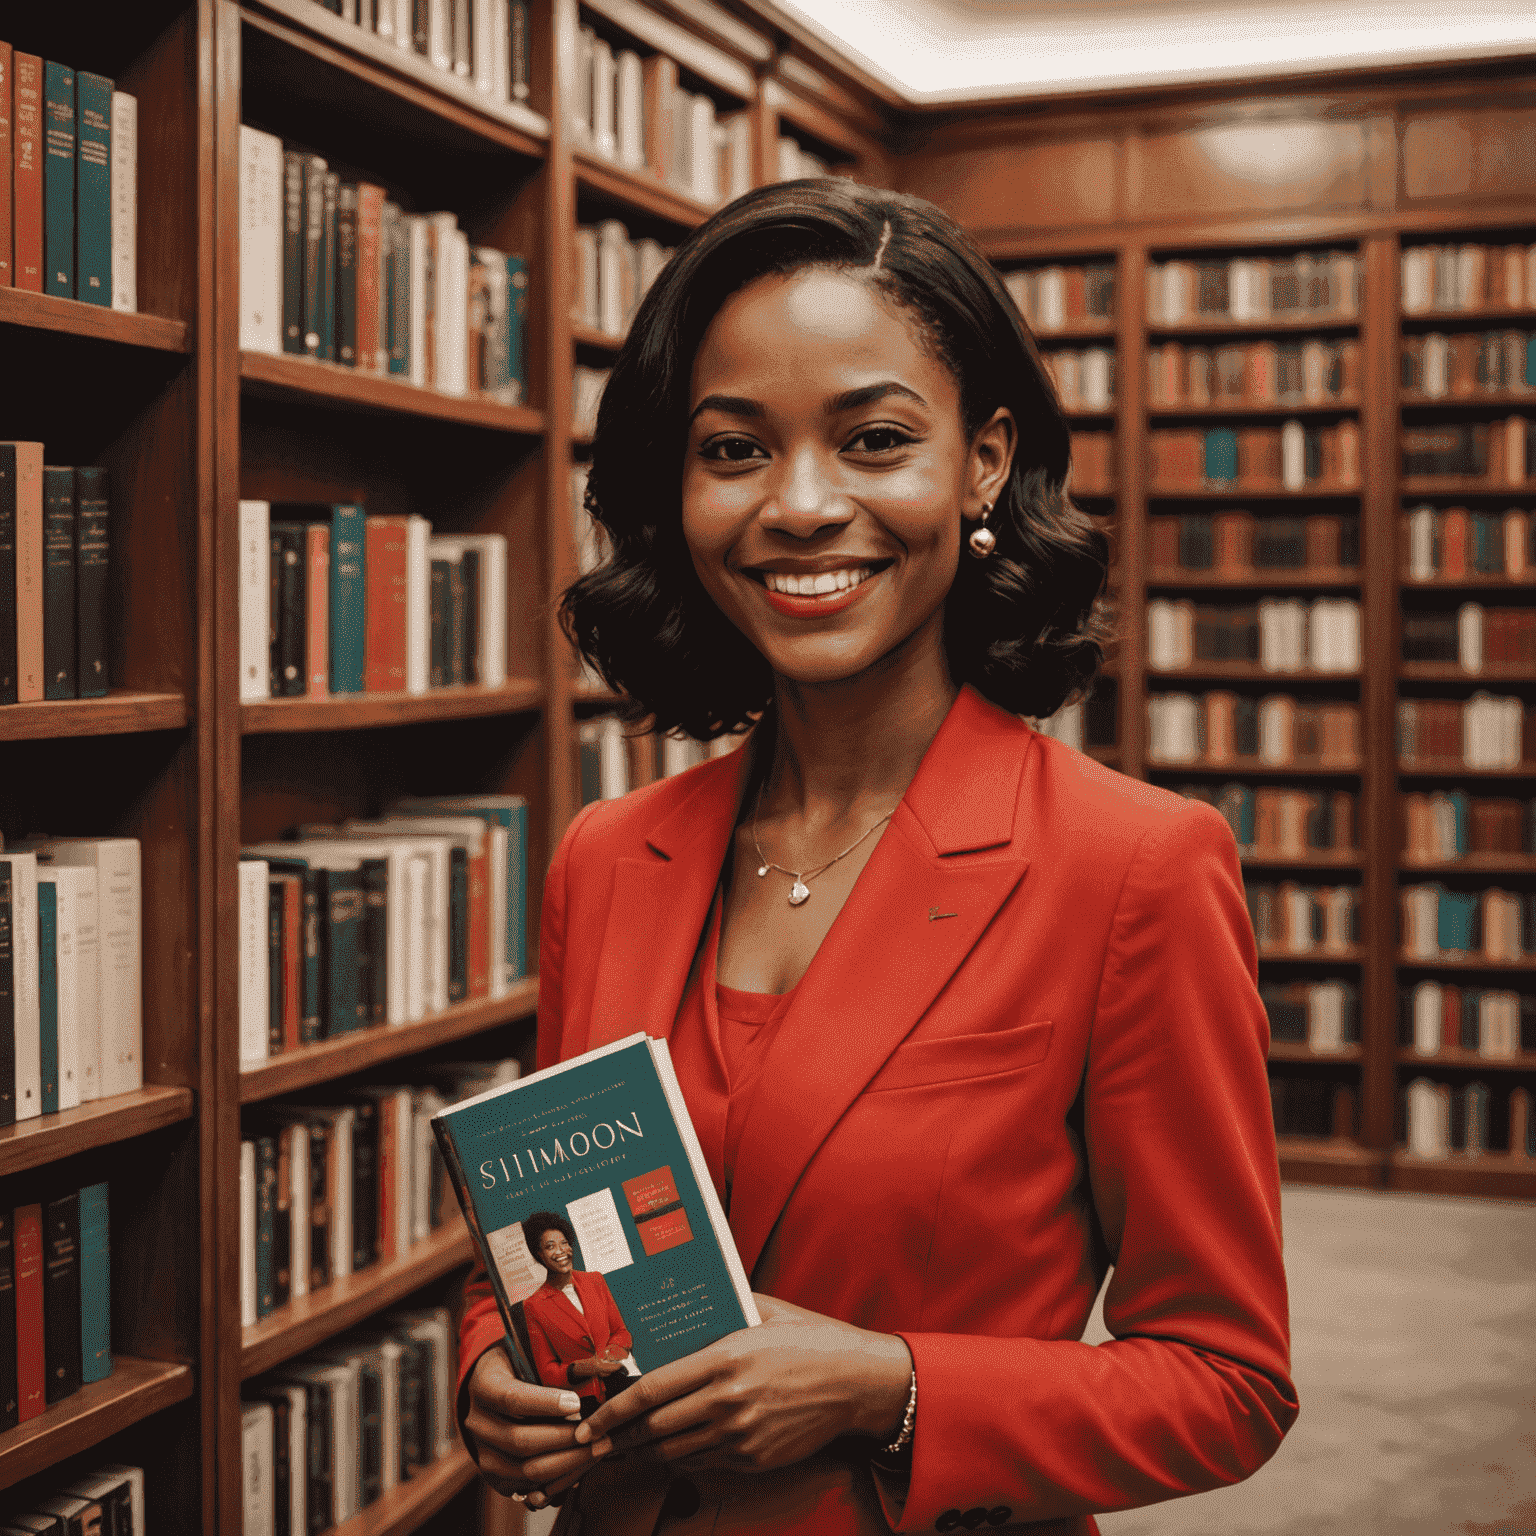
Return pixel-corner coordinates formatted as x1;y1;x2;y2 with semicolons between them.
74;467;110;697
42;61;75;298
74;72;113;306
432;1032;759;1386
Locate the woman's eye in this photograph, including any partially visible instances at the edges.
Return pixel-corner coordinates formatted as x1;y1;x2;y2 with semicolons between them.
848;426;914;454
701;436;765;463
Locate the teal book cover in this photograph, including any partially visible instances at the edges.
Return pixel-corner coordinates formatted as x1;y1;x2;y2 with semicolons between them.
433;1034;758;1386
74;71;113;307
78;1182;111;1384
43;62;76;298
37;881;58;1114
329;503;366;693
1203;428;1238;484
1438;887;1478;953
321;867;365;1037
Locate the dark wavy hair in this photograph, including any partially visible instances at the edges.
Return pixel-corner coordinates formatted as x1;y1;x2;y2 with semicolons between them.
523;1211;577;1267
562;178;1110;737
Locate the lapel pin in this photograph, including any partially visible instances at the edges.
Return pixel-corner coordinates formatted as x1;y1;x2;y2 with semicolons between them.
929;907;958;921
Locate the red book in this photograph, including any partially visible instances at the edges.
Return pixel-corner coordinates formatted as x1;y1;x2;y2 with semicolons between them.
1441;508;1468;580
0;44;13;286
305;524;330;697
277;872;301;1051
363;517;408;692
356;183;384;372
376;1094;396;1259
467;840;489;998
14;1204;45;1421
12;54;42;293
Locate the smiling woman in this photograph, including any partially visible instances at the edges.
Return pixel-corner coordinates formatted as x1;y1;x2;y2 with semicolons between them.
455;180;1297;1536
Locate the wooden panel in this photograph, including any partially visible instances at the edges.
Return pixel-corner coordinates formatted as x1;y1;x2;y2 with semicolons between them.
898;136;1118;233
0;290;189;352
0;692;188;741
0;1086;194;1178
1402;109;1536;203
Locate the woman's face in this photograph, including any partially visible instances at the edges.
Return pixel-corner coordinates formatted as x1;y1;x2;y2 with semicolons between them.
537;1227;574;1278
681;267;1013;688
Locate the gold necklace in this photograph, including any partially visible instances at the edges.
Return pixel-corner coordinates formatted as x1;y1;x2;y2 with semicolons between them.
749;782;896;907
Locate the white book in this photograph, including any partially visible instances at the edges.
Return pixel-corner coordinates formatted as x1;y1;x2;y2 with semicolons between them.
242;1402;275;1536
1458;602;1485;672
1506;512;1529;579
776;134;801;182
722;111;752;201
239;125;285;354
410;1087;445;1241
1082;348;1112;411
571;27;595;142
1035;267;1066;331
330;1106;357;1282
109;92;137;313
240;1141;259;1327
615;50;644;168
591;37;617;159
239;499;272;701
597;219;629;336
490;0;510;100
288;1120;311;1299
1402;249;1432;314
473;0;496;92
336;825;451;1012
407;216;429;387
1422;332;1448;397
50;866;100;1105
1280;418;1306;491
573;225;599;328
1506;415;1527;484
1412;980;1442;1053
1258;696;1289;766
377;1337;406;1488
405;513;431;693
239;860;270;1067
404;856;429;1020
275;1363;356;1523
660;734;707;777
689;94;718;203
394;0;413;43
5;853;41;1122
428;213;458;391
1407;505;1436;580
40;874;82;1111
428;0;453;70
1307;981;1346;1053
444;227;470;395
1406;1076;1449;1158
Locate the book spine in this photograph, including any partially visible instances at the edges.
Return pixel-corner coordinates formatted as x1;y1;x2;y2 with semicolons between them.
267;880;285;1056
0;444;17;704
446;846;468;1002
0;1212;15;1428
299;871;323;1043
38;880;59;1113
109;92;136;312
388;205;410;374
301;156;327;354
283;152;305;352
257;1134;277;1318
42;465;76;699
351;1101;378;1269
364;518;409;691
14;1204;45;1420
280;877;301;1050
73;466;109;697
239;124;283;352
270;525;305;696
363;860;388;1025
43;1191;82;1403
239;861;270;1066
273;1127;294;1306
74;72;112;305
467;841;489;997
323;871;365;1036
239;499;271;701
356;184;383;371
510;0;530;99
15;441;44;702
447;556;466;684
306;523;330;696
329;504;367;693
240;1140;256;1324
11;855;39;1119
13;56;43;292
461;547;481;682
334;182;358;364
510;797;527;980
0;864;14;1125
42;61;75;297
428;558;448;687
0;45;10;286
307;1123;330;1288
77;1182;110;1384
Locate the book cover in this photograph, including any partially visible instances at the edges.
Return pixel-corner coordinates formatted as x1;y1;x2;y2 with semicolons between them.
12;55;44;292
257;1134;278;1318
42;61;75;297
432;1033;758;1387
356;183;384;370
0;863;17;1126
41;465;76;699
241;1400;275;1536
0;1211;16;1429
74;71;112;305
334;182;358;365
14;1203;45;1420
363;517;409;692
239;124;284;352
74;466;109;697
268;522;307;697
37;880;59;1113
43;1190;82;1403
78;1181;111;1384
110;92;136;312
0;444;17;703
7;440;45;701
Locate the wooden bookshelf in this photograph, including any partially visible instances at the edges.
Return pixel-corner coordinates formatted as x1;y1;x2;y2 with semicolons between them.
1400;662;1536;682
0;1087;196;1179
240;679;544;734
1146;315;1360;338
333;1448;479;1536
574;152;713;228
1147;759;1363;775
0;692;190;742
1148;568;1362;589
1148;485;1363;500
1146;664;1361;681
1148;399;1362;419
0;288;191;353
1269;1042;1364;1062
1243;851;1364;870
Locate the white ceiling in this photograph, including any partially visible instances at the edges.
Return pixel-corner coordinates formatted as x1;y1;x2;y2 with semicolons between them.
753;0;1536;104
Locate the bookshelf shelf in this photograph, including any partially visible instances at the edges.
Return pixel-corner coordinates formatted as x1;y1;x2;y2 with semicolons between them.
1397;953;1536;971
1276;1136;1384;1189
1399;1047;1536;1070
1147;758;1362;775
238;976;539;1103
332;1448;477;1536
574;152;714;227
1401;391;1536;410
1243;850;1363;870
1387;1151;1536;1199
0;1358;195;1493
1399;761;1536;778
240;679;544;735
1146;315;1359;338
1148;398;1361;420
1258;945;1365;962
1147;568;1361;590
239;351;547;435
1401;575;1536;591
0;692;190;742
1148;485;1362;500
241;1223;477;1380
1269;1042;1364;1062
1401;307;1536;328
1399;663;1536;682
1030;322;1116;342
572;321;624;351
1401;854;1536;874
1147;664;1360;681
1064;407;1116;422
1401;477;1535;497
0;289;191;354
573;677;622;704
0;1086;195;1180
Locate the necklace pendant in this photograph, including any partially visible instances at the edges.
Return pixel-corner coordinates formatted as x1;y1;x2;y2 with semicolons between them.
788;880;811;906
756;864;769;878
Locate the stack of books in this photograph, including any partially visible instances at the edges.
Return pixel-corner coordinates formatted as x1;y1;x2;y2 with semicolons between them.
1401;604;1536;670
1;446;112;704
1402;420;1528;483
572;219;675;338
1149;421;1361;490
1401;791;1536;862
1402;981;1532;1057
1147;337;1359;407
1146;252;1359;325
0;48;136;308
1402;505;1532;580
1401;242;1536;314
1400;331;1536;397
1042;348;1114;411
1147;692;1360;766
776;135;836;181
1178;783;1357;857
1150;510;1359;574
1397;695;1532;769
1261;980;1359;1053
1245;881;1359;954
1146;597;1362;672
1001;263;1116;332
0;1460;142;1531
1400;883;1536;962
1403;1078;1503;1159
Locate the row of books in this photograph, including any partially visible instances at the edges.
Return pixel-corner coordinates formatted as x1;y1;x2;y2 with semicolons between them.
571;27;749;207
1068;431;1114;495
1030;687;1118;754
1146;597;1363;673
1147;337;1360;409
1;448;110;705
238;1059;515;1321
237;800;528;1066
1397;695;1534;770
1400;331;1535;398
572;219;674;339
775;135;839;182
573;364;611;438
1402;604;1536;670
1401;883;1536;963
0;838;143;1125
1402;506;1534;582
242;1307;457;1536
1177;785;1357;858
1000;264;1116;332
1146;252;1360;326
306;0;532;106
1041;348;1114;412
1402;420;1528;483
578;714;743;803
1400;244;1536;316
0;49;136;308
0;1462;142;1534
238;502;508;702
1148;422;1361;492
1149;511;1359;575
1246;882;1359;955
238;128;529;400
1402;792;1536;862
1402;982;1532;1058
1269;1073;1354;1141
1148;693;1360;768
1262;980;1358;1053
1403;1079;1530;1160
0;1184;111;1430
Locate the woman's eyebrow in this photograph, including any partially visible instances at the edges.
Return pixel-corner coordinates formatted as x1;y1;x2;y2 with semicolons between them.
825;381;927;414
690;393;762;423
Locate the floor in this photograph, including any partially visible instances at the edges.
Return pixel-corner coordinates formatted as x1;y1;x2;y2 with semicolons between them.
1090;1184;1536;1536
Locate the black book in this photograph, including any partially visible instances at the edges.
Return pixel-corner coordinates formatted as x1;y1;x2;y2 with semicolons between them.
268;878;286;1056
1340;516;1360;567
0;1210;17;1430
447;844;468;1004
320;867;366;1037
350;1097;379;1272
461;546;481;683
265;1389;293;1536
318;172;339;363
73;466;109;698
283;151;306;354
301;1377;333;1531
301;154;327;356
412;0;430;53
1303;428;1322;484
446;556;467;686
271;1123;293;1308
0;862;14;1127
0;444;17;703
42;1191;83;1404
308;1121;331;1289
41;466;76;700
396;1334;424;1467
1260;984;1307;1043
1254;517;1307;570
1234;695;1259;758
428;559;449;687
257;1134;278;1319
334;183;358;366
1520;994;1536;1054
361;857;387;1026
1195;260;1229;315
1401;612;1458;663
358;1355;384;1506
1305;793;1334;850
1176;515;1212;570
269;522;307;697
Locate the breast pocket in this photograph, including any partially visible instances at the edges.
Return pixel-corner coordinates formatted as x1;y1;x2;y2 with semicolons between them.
865;1019;1054;1092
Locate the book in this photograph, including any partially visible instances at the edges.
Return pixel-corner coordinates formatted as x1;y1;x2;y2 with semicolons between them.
432;1032;759;1387
5;441;45;702
42;61;75;297
364;517;409;691
49;868;92;1107
42;1190;82;1403
257;1133;278;1317
334;182;358;364
78;1181;111;1384
41;466;75;699
12;55;43;293
110;92;136;312
268;522;306;697
0;862;15;1126
13;1203;44;1421
74;71;112;305
239;500;271;701
240;125;284;353
73;466;109;698
328;504;366;693
305;523;330;696
36;879;59;1112
0;1212;15;1429
319;171;339;360
243;1400;276;1536
0;44;10;288
62;1467;142;1536
7;853;40;1120
241;860;271;1066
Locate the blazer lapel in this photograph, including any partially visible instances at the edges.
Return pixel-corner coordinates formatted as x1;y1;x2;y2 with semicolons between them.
728;689;1034;1277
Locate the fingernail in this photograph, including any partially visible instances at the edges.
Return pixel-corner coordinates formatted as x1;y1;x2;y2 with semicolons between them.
527;1493;546;1509
574;1422;592;1444
559;1392;582;1414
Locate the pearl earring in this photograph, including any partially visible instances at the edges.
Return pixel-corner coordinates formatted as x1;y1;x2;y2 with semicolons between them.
968;503;996;559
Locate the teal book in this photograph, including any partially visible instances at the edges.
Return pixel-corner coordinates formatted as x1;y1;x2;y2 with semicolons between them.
1203;428;1238;484
74;71;113;306
78;1182;111;1383
387;204;410;376
37;881;59;1114
1448;790;1470;856
1437;887;1479;954
321;867;366;1037
43;61;76;298
432;1033;758;1387
506;255;528;401
329;503;366;693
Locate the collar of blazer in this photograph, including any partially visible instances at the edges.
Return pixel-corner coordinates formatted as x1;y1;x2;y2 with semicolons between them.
532;1272;600;1338
586;684;1034;1278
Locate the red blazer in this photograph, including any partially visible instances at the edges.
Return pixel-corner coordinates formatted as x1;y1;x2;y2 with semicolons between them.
523;1270;634;1402
459;686;1297;1534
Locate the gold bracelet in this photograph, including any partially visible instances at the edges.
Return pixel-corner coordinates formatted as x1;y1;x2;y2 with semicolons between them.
881;1369;917;1455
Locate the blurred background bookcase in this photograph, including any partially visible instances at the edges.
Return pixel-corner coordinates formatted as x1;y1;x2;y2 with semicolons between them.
2;0;1534;1530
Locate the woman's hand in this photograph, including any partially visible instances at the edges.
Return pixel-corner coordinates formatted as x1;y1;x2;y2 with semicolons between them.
463;1345;609;1503
567;1353;629;1381
571;1295;912;1474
